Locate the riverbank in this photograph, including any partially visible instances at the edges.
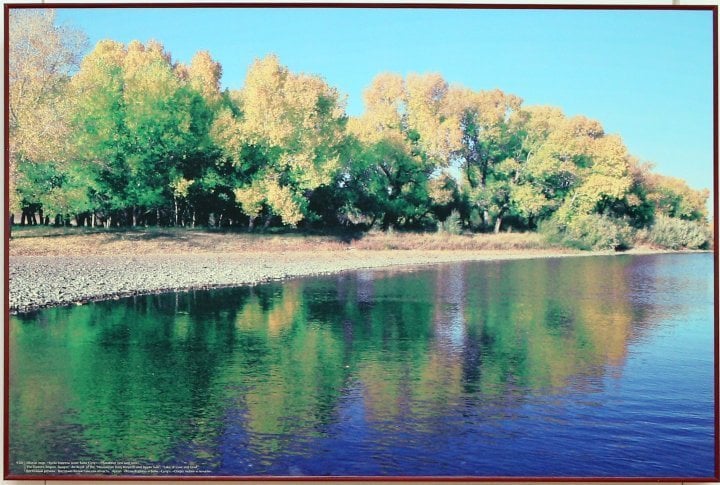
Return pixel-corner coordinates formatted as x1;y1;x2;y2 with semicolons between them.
8;229;681;314
9;226;552;255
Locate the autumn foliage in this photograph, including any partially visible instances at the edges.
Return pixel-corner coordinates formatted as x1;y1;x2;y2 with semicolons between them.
8;10;711;250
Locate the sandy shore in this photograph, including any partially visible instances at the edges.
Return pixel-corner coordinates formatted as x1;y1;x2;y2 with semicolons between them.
9;246;681;314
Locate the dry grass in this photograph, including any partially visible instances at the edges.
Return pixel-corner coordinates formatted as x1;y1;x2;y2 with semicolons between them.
9;226;557;257
10;227;344;256
353;231;551;251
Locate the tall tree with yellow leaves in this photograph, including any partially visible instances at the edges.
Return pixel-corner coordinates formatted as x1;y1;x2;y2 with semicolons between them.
214;55;347;227
347;72;461;229
8;9;86;225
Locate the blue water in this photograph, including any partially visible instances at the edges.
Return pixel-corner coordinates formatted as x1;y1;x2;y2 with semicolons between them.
8;253;716;478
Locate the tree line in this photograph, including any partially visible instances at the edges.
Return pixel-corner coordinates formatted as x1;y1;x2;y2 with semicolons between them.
9;10;711;249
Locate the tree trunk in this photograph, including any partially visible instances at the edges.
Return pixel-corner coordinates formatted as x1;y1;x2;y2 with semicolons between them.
494;216;503;234
174;198;178;227
248;218;255;230
494;204;508;234
466;166;475;188
132;206;137;227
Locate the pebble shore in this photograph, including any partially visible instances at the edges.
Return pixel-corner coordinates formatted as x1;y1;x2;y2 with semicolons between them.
9;249;601;314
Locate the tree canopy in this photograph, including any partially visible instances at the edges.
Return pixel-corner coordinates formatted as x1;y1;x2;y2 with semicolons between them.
8;10;711;249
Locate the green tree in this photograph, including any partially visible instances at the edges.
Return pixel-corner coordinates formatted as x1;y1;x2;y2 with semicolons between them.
447;87;525;232
70;40;221;227
506;105;566;227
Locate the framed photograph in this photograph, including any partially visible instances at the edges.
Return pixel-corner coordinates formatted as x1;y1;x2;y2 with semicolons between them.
4;2;717;481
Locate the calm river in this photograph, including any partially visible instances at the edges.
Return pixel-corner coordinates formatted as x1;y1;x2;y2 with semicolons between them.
8;253;716;477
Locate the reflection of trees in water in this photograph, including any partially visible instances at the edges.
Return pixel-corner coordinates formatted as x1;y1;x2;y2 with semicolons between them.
10;291;247;468
342;257;646;436
10;256;656;472
454;257;639;396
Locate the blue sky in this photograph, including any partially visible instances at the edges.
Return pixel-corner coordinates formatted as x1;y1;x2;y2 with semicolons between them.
54;7;714;204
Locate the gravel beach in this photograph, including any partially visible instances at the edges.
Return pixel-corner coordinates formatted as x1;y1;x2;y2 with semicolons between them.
10;249;602;314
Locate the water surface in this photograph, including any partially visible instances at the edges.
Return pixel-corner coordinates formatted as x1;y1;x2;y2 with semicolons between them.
8;253;716;477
